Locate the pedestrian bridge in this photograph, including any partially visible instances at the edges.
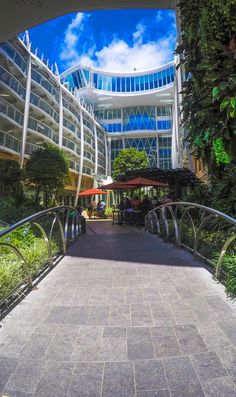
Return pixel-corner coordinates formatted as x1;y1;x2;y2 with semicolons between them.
0;207;236;396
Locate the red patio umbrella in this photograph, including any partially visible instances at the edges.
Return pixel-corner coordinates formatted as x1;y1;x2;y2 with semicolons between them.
78;188;108;196
100;181;135;190
123;176;168;188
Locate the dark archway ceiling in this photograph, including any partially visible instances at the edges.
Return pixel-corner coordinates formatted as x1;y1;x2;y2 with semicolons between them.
1;0;176;42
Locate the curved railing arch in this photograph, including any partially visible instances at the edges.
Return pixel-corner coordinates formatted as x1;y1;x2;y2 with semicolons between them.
145;202;236;280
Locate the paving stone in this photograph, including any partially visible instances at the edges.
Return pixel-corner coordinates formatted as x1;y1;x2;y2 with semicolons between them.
152;334;181;358
20;331;54;359
68;362;104;397
191;351;227;380
71;326;102;361
174;324;207;354
205;296;234;319
99;336;127;361
103;327;126;338
163;356;199;388
202;376;236;397
45;306;70;324
0;325;35;358
134;359;167;391
5;359;45;394
173;309;197;325
44;327;78;361
87;305;109;326
71;288;91;305
127;327;154;360
102;361;135;397
89;288;108;305
109;304;131;326
67;306;91;325
142;287;162;303
136;391;170;397
2;391;34;397
150;303;175;326
169;382;205;397
0;356;18;392
107;288;126;304
35;361;74;397
131;304;153;326
219;321;236;344
213;346;236;384
126;288;144;304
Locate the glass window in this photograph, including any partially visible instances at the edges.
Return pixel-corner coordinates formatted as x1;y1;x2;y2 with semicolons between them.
117;77;121;92
163;69;167;85
106;76;112;91
121;77;126;92
93;73;97;88
135;76;139;91
140;75;144;91
145;75;149;90
126;77;130;92
112;77;116;92
154;73;158;88
158;71;163;87
149;74;154;89
131;77;135;92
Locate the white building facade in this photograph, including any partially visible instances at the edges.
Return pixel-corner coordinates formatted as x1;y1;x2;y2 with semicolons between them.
0;34;182;202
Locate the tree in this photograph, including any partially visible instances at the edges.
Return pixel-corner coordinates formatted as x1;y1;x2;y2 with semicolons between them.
24;144;70;207
0;159;23;200
112;148;149;178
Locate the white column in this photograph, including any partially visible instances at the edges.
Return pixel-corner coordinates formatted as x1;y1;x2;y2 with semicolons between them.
58;87;63;148
107;137;112;176
104;134;109;176
75;110;84;206
171;93;179;168
94;121;98;180
156;135;160;168
20;52;31;168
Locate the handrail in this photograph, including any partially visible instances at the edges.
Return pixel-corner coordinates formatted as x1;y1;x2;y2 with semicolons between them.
0;206;85;310
145;202;236;280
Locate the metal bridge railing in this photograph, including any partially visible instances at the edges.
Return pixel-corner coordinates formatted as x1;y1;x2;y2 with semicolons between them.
145;202;236;280
0;206;84;312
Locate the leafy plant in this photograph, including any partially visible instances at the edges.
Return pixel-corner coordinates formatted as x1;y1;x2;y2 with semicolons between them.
176;0;236;204
112;148;149;178
24;144;70;206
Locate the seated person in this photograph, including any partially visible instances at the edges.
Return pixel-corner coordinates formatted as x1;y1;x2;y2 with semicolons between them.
131;196;141;210
141;195;152;215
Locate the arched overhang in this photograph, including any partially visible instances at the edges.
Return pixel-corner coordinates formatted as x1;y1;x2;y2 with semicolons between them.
0;0;176;42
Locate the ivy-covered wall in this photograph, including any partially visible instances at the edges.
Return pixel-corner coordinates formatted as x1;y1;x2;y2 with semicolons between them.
176;0;236;215
177;0;236;166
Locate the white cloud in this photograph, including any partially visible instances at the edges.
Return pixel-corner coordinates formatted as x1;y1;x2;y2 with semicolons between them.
60;12;176;71
60;13;89;62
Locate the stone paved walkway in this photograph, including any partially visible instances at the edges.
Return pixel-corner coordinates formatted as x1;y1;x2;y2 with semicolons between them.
0;221;236;397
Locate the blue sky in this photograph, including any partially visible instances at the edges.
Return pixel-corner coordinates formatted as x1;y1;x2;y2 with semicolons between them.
27;9;176;73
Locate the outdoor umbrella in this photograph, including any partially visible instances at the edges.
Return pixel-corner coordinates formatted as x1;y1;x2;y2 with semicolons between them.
123;176;168;188
100;181;135;190
78;188;108;196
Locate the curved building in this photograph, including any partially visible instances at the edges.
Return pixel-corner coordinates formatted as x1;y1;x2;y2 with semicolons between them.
0;36;107;204
62;62;180;174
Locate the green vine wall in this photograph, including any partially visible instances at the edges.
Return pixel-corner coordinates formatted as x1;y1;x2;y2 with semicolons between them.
176;0;236;168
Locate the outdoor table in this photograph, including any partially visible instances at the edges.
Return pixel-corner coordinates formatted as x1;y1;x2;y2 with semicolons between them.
112;209;126;225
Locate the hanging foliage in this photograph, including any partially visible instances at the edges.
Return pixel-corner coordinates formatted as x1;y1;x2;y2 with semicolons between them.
176;0;236;169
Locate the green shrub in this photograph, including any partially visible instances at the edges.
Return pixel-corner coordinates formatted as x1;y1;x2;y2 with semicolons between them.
105;207;113;216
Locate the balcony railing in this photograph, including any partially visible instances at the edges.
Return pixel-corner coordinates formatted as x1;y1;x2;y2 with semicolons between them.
31;69;59;102
0;66;25;100
30;92;59;123
0;42;27;75
0;97;23;126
